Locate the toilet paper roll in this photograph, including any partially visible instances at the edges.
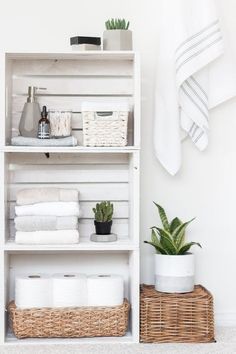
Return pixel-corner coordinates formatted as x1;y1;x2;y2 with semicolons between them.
52;273;87;307
15;274;52;309
87;274;124;307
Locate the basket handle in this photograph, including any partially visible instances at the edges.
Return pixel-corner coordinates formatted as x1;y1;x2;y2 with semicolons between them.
95;111;120;120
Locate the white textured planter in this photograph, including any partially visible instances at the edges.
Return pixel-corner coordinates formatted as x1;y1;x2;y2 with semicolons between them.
103;30;132;51
155;253;195;293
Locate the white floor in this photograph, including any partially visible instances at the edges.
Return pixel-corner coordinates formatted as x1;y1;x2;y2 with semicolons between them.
1;328;236;354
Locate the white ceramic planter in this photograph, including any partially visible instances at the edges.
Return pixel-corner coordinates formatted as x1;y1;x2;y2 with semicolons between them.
103;30;132;51
155;253;195;293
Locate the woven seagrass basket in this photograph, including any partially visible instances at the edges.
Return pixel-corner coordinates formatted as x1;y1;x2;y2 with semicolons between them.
140;284;215;343
8;299;130;339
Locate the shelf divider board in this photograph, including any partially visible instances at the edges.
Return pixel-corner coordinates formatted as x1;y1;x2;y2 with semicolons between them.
1;51;141;345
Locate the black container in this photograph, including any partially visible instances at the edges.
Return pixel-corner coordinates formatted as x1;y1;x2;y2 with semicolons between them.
70;36;101;46
94;220;112;235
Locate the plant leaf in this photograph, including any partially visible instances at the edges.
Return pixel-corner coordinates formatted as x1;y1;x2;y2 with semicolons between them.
153;202;170;232
151;228;160;244
151;227;177;255
144;241;167;255
178;242;202;255
172;218;195;247
169;217;182;233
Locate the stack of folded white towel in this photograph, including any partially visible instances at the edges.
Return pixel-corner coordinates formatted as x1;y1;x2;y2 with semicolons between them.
14;188;80;244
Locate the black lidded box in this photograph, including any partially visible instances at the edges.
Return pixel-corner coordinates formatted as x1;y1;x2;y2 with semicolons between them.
70;36;101;46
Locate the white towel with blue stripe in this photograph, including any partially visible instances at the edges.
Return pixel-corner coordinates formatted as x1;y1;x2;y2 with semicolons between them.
154;0;236;175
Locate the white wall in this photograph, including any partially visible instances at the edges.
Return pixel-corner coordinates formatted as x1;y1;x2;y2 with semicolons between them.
1;0;236;326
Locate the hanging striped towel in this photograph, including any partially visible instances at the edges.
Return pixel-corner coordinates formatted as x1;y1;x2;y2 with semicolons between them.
154;0;236;175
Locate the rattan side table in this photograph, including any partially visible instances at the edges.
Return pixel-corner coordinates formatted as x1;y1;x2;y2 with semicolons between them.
140;284;215;343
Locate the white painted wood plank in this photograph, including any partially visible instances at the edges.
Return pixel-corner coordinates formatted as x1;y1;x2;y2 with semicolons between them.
9;201;129;219
4;146;138;153
9;183;129;201
12;59;133;76
134;53;141;147
13;76;133;96
12;95;133;113
9;164;129;183
129;152;140;244
4;239;137;252
129;250;140;343
9;152;129;165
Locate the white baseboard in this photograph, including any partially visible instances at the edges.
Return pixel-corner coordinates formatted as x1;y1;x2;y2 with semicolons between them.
215;313;236;326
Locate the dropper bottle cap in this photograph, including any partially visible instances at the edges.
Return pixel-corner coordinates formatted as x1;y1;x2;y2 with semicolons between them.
41;106;48;119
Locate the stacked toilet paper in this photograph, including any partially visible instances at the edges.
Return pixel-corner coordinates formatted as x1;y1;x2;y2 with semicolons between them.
15;273;124;309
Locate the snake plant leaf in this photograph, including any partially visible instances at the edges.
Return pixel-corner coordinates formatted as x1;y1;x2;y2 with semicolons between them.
153;202;170;232
151;227;177;255
144;241;167;255
151;228;160;245
169;217;182;233
126;21;130;30
172;218;195;246
178;242;202;255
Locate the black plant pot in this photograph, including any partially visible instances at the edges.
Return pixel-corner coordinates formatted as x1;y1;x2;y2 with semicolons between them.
94;220;112;235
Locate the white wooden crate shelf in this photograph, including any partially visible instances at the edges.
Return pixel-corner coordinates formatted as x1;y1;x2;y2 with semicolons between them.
2;146;140;153
4;238;138;252
0;51;140;345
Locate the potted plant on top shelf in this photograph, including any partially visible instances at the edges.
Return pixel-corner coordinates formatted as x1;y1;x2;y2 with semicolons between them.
144;202;202;293
91;201;117;242
103;18;132;51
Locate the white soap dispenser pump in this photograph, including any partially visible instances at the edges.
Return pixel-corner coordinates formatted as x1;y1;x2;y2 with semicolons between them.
19;86;46;137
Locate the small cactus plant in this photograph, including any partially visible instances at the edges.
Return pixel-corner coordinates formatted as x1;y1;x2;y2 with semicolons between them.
93;201;114;222
105;18;130;30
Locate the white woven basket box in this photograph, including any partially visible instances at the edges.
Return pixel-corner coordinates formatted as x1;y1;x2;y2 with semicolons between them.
82;102;129;147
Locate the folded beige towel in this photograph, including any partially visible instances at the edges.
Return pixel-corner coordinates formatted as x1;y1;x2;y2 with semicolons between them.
15;216;78;232
15;230;79;244
17;188;79;206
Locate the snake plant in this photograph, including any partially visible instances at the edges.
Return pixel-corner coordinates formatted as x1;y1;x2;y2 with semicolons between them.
105;18;130;30
144;203;201;255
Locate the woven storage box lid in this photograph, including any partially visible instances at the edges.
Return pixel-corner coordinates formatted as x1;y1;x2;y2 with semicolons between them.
140;284;215;343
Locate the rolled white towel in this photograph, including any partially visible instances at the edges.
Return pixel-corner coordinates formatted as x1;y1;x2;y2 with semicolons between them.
15;216;78;232
16;188;79;205
15;230;79;244
15;202;80;217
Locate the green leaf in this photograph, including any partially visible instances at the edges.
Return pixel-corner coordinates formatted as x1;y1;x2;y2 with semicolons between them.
153;202;170;232
178;242;202;255
172;218;195;247
144;241;167;254
169;217;182;233
126;21;130;30
151;228;159;244
151;227;177;255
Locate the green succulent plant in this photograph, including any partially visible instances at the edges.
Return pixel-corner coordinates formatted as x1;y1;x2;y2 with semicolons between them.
93;201;114;222
105;18;130;30
144;202;202;255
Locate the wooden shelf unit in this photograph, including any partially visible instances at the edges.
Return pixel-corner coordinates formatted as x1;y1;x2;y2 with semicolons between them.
0;51;140;345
